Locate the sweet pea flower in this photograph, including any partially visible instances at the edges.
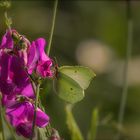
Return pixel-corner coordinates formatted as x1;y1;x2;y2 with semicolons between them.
2;82;34;107
6;101;49;138
0;51;30;96
49;129;61;140
27;38;53;78
0;51;15;95
0;30;52;139
0;29;30;65
0;50;35;109
0;30;13;49
0;30;34;104
0;30;53;78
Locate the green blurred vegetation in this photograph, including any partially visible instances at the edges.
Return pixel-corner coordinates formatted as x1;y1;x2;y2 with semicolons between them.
1;0;140;140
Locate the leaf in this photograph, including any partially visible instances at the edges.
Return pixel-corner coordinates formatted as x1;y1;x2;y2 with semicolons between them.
59;66;96;89
54;66;95;103
65;105;84;140
54;72;84;103
88;108;98;140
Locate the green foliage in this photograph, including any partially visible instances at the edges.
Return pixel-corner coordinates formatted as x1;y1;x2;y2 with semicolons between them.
0;95;5;140
38;128;48;140
54;66;95;103
4;12;12;29
0;110;3;140
88;108;98;140
65;105;84;140
0;1;12;29
0;1;11;8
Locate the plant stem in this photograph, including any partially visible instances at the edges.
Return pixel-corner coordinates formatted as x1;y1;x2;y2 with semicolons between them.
88;108;98;140
30;81;41;140
47;0;58;55
115;0;133;140
0;100;5;140
30;0;58;139
3;114;16;140
4;11;12;33
45;0;58;136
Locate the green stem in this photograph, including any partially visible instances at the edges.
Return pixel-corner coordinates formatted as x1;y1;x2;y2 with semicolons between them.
115;0;133;140
88;108;98;140
30;0;58;139
0;100;5;140
30;81;41;140
47;0;58;55
45;0;58;136
0;1;11;31
3;114;16;140
26;69;52;138
4;11;12;33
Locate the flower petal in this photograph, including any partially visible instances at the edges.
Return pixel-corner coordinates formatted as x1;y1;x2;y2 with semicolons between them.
27;41;39;74
0;30;13;49
6;102;26;126
16;122;32;138
36;108;50;127
21;83;35;99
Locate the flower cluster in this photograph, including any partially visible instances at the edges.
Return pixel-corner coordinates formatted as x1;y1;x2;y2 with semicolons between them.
0;29;53;138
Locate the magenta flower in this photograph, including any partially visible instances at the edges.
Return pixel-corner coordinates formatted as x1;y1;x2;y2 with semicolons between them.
0;29;52;139
27;38;53;78
0;30;53;78
0;30;13;49
6;101;49;138
0;49;34;108
0;51;16;95
0;30;29;65
2;82;34;107
0;51;31;96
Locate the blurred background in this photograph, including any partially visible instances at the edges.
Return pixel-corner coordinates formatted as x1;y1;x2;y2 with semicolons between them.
0;0;140;140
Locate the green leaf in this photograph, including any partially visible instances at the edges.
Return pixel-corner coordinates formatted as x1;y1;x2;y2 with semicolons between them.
65;105;84;140
88;108;98;140
59;66;96;89
54;72;84;103
54;66;95;103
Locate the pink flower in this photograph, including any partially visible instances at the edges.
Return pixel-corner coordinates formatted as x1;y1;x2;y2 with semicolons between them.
0;38;34;107
0;30;53;78
27;38;53;78
0;30;13;49
0;30;52;139
6;101;49;138
2;83;34;107
0;30;29;65
0;51;31;96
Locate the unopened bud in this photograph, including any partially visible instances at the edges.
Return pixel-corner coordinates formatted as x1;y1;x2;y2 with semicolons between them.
49;129;61;140
12;31;19;42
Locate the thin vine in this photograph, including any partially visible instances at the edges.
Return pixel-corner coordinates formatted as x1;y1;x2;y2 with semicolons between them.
116;0;133;139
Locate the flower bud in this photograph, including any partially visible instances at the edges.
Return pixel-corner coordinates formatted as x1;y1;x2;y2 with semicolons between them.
49;129;61;140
